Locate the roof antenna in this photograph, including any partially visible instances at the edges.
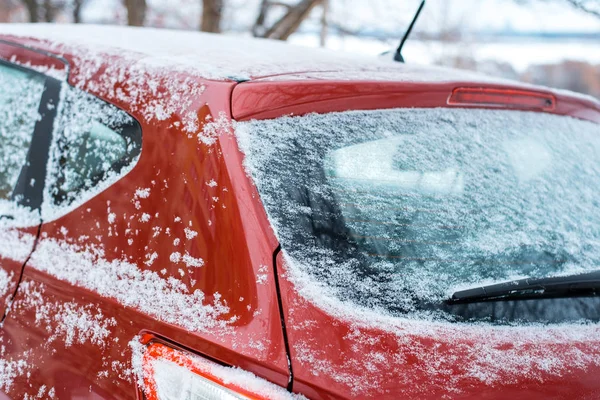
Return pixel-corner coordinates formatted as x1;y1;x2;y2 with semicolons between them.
394;0;426;63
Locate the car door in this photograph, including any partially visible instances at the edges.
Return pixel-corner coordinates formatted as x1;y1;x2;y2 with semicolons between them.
0;54;61;320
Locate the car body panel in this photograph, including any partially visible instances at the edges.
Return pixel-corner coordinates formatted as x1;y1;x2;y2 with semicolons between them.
0;34;288;399
0;41;65;320
0;25;599;400
275;253;600;399
0;225;37;319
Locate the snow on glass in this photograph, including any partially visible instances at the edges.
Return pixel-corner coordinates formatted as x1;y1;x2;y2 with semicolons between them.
236;108;600;320
0;63;44;202
236;107;600;393
42;84;141;220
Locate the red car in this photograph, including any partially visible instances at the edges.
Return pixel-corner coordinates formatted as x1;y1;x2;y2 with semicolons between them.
0;24;599;400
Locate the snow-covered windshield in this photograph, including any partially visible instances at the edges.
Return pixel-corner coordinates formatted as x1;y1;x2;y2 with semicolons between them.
236;108;600;323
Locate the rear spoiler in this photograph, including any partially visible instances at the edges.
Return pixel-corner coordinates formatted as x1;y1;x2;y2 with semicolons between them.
232;80;600;124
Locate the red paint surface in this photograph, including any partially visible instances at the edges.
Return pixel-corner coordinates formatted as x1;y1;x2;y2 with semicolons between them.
0;33;599;400
0;226;38;319
275;254;600;400
0;36;288;399
232;80;600;124
0;39;68;74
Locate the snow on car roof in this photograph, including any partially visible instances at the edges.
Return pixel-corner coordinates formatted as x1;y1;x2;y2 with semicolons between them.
0;23;521;84
0;24;598;110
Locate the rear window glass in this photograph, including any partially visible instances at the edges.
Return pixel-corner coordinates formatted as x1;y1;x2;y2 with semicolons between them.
236;108;600;324
0;63;45;201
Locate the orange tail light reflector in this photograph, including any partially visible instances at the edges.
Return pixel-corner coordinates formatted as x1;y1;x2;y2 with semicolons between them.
448;87;556;111
141;342;298;400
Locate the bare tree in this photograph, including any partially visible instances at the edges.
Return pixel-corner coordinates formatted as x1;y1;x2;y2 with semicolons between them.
20;0;80;22
42;0;56;21
320;0;328;46
124;0;146;26
562;0;600;17
252;0;323;41
252;0;272;37
22;0;39;22
515;0;600;18
73;0;83;23
201;0;223;32
0;0;20;22
21;0;56;22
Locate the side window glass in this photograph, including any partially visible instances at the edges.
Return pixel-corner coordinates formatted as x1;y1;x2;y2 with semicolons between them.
0;63;45;203
45;86;141;211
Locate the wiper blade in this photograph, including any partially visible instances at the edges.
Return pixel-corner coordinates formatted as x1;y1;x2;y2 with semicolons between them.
448;270;600;304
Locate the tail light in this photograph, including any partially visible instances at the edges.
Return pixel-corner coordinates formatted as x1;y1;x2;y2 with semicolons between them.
448;87;556;111
140;342;296;400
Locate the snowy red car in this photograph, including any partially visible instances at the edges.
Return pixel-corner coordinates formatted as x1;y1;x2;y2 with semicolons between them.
0;24;599;400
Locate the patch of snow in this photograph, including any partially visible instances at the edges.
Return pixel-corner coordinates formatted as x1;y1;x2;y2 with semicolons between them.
144;252;158;266
139;213;151;223
15;281;117;347
183;227;198;240
0;267;11;296
0;351;31;393
6;55;67;81
135;187;151;199
199;112;232;146
0;23;573;95
169;252;181;263
181;253;204;268
129;336;146;388
256;265;269;285
0;230;233;334
170;251;204;268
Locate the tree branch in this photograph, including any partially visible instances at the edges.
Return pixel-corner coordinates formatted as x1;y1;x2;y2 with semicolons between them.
258;0;323;41
563;0;600;17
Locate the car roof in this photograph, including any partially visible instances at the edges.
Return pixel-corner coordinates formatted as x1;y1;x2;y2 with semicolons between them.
0;24;544;83
0;23;598;111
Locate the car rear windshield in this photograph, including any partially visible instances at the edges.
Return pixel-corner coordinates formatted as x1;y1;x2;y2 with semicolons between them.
236;108;600;323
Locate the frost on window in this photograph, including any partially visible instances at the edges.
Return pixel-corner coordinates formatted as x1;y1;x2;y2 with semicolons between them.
236;108;600;324
0;63;44;202
45;85;141;213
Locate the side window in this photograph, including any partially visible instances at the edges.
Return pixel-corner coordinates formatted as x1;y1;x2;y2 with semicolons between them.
0;62;45;202
46;87;142;208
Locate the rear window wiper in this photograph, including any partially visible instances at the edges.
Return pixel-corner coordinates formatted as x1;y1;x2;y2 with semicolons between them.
448;270;600;304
